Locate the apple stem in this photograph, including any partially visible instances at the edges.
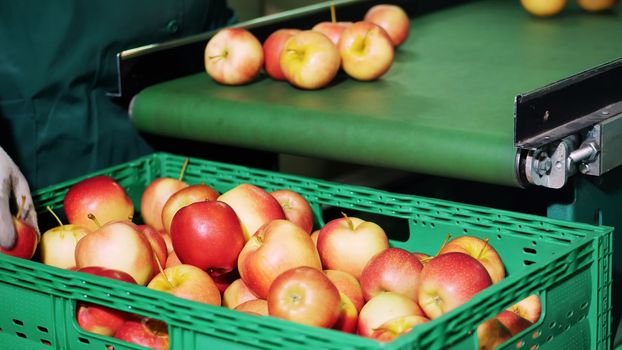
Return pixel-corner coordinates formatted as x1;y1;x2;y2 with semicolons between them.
16;195;26;220
476;238;490;260
87;213;102;229
178;158;189;182
341;212;354;231
46;206;65;230
421;233;453;264
330;1;336;23
153;250;174;288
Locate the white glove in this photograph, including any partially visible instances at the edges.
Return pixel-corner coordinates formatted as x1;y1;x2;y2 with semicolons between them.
0;147;38;249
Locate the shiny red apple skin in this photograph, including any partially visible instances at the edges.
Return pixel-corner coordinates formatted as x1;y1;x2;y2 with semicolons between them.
114;317;169;350
147;264;221;306
438;235;505;283
338;21;394;81
360;247;423;301
418;252;492;319
267;266;341;328
316;216;389;279
357;291;425;338
332;291;359;333
76;266;136;337
140;177;188;232
364;4;410;46
218;183;285;241
170;200;245;274
270;189;314;234
280;30;341;90
204;27;264;85
238;219;322;299
74;220;154;285
324;269;365;312
63;175;134;232
0;218;39;259
161;184;219;235
263;29;301;81
312;21;352;46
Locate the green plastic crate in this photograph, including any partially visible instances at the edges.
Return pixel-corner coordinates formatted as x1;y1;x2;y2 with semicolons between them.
0;152;613;350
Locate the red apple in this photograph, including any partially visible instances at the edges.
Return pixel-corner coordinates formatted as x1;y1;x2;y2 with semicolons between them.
222;278;259;309
477;317;512;350
63;175;134;232
438;235;505;284
312;21;352;46
364;4;410;46
418;252;492;319
39;223;89;269
238;219;322;299
161;184;219;235
333;291;359;333
324;269;365;312
76;266;136;337
217;183;285;241
507;294;542;323
270;189;314;233
170;200;245;274
496;310;533;336
75;220;154;285
204;27;264;85
263;28;301;81
136;224;168;279
338;21;394;81
140;177;188;232
147;264;221;306
370;315;429;342
0;217;39;259
359;247;423;302
280;30;341;90
316;215;389;279
357;291;425;337
267;266;341;328
114;317;169;350
210;268;240;294
235;299;269;316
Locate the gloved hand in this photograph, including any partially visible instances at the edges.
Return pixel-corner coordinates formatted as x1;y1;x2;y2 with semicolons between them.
0;147;38;249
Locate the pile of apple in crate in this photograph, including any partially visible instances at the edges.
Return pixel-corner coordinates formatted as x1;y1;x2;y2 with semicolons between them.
4;162;539;350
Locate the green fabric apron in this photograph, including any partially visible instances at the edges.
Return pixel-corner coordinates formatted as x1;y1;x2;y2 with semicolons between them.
0;0;234;189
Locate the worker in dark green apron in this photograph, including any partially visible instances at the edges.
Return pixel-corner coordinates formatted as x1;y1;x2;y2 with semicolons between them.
0;0;235;248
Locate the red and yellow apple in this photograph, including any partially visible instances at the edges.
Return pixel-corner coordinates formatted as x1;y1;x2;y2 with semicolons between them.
136;224;168;279
507;294;542;323
263;29;301;81
280;30;341;90
0;216;39;259
359;247;423;301
218;183;285;241
577;0;618;12
235;299;269;316
140;177;188;232
338;21;394;81
316;215;389;279
496;310;533;336
74;220;154;285
357;291;425;337
267;266;341;328
222;278;260;309
39;223;89;269
438;235;505;284
147;264;221;306
114;317;169;350
237;219;322;298
477;317;512;349
520;0;566;17
270;189;314;234
370;315;429;342
312;21;352;46
364;4;410;46
63;175;134;232
418;252;492;319
204;27;264;85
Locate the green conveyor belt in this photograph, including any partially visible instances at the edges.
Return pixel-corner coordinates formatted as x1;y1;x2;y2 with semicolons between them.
130;0;622;187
